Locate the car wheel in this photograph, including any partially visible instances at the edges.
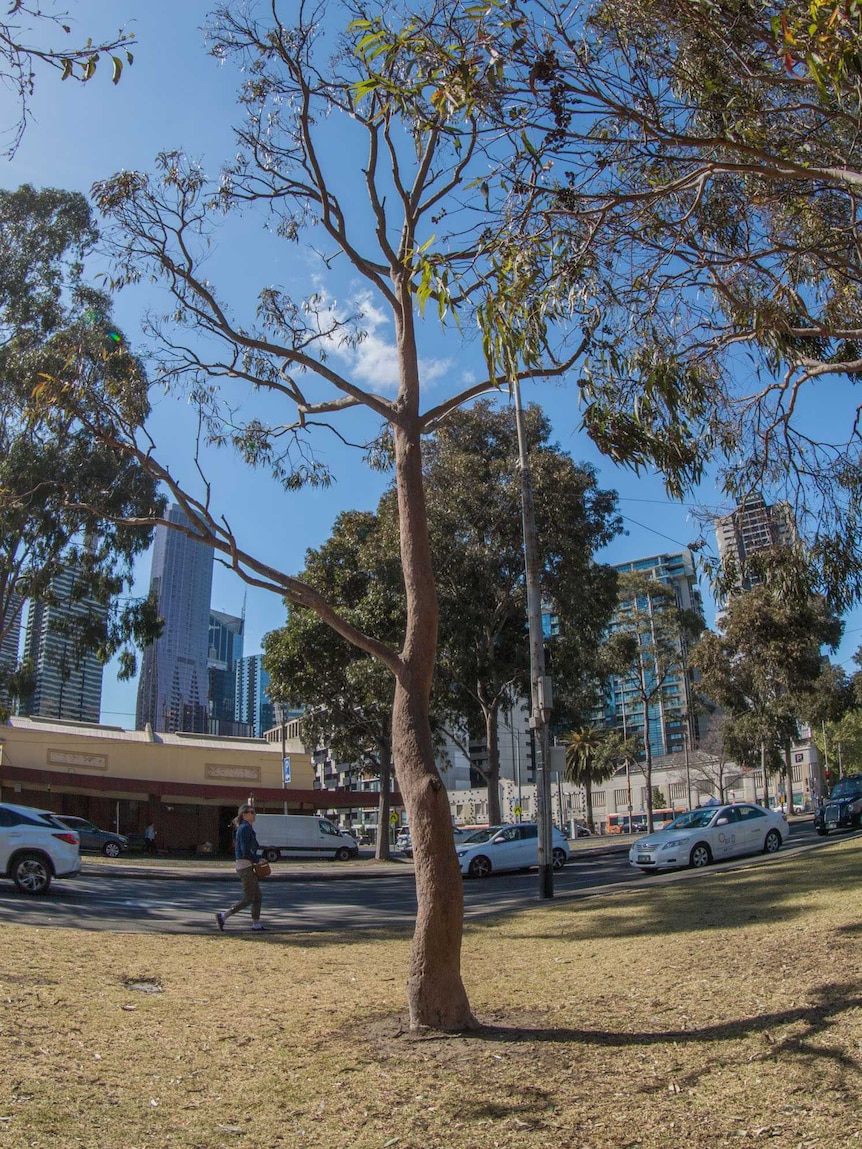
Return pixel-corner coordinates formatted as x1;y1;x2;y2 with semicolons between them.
552;847;567;870
763;829;782;854
689;842;712;869
11;852;52;895
816;828;829;837
334;847;352;862
102;841;122;858
263;849;280;863
468;854;492;879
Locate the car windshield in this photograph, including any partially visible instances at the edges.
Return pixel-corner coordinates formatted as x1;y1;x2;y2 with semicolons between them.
829;778;862;799
464;827;501;843
663;810;717;831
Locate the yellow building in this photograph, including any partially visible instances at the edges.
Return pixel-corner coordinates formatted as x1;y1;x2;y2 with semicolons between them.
0;716;378;853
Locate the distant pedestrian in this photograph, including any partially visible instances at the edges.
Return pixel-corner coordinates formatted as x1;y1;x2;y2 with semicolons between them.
215;804;265;932
144;823;157;854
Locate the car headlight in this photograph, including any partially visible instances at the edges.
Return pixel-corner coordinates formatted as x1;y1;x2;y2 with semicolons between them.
661;837;688;849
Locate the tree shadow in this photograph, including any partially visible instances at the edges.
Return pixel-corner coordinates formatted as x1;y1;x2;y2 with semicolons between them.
476;841;861;942
452;981;861;1078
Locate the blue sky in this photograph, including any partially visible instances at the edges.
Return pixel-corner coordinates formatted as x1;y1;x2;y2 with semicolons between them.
5;0;861;725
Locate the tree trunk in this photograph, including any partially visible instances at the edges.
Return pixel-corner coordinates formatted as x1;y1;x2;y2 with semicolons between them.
584;779;595;832
484;699;502;825
375;740;392;862
394;676;475;1031
761;740;770;807
390;399;475;1031
783;741;793;816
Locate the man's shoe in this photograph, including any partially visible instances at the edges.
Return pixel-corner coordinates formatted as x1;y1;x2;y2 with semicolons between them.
215;912;226;931
251;923;266;931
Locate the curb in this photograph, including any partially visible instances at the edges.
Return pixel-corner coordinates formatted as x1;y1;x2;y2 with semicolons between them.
81;840;632;882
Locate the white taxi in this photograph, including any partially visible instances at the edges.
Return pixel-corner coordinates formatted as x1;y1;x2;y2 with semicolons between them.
628;804;788;873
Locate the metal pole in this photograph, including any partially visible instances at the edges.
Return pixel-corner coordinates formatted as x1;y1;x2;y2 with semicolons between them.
512;379;553;899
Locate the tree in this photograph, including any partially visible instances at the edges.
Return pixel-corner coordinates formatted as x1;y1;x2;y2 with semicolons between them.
263;511;405;862
692;584;842;808
406;400;619;825
602;572;703;831
562;725;616;832
62;0;601;1032
0;184;162;715
685;722;746;806
0;4;134;157
482;1;862;608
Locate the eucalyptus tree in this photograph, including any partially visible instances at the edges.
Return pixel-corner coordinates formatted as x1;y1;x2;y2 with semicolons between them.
0;6;134;157
59;0;605;1032
0;184;161;712
476;0;862;609
602;572;703;831
262;511;405;862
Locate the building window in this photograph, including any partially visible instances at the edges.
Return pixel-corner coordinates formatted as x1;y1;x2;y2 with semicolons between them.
669;782;687;801
613;788;628;808
592;792;606;808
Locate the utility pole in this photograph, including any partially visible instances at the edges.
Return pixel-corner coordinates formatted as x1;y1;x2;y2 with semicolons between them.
512;379;553;899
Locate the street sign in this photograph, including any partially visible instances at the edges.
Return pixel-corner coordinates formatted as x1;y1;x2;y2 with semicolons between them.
513;806;522;816
389;812;399;825
282;756;291;785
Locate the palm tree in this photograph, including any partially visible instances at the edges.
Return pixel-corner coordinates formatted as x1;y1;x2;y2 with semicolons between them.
562;726;616;833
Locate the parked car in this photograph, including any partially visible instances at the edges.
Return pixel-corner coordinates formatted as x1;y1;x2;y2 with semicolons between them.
813;774;862;836
397;825;471;858
55;815;129;858
461;825;504;845
628;804;788;873
456;822;570;878
0;801;81;894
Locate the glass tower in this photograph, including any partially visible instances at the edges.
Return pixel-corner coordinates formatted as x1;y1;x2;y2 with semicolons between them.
136;505;214;733
21;565;106;723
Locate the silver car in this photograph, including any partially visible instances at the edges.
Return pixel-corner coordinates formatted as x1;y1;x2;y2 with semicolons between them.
628;804;788;872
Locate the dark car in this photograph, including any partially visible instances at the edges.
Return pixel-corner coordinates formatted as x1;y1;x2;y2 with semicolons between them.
813;774;862;836
56;816;129;857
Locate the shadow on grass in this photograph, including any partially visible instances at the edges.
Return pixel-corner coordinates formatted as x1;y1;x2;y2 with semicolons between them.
454;981;861;1076
476;838;861;943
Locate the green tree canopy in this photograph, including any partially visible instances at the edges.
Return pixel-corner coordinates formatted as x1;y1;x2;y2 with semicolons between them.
263;510;405;861
0;184;162;706
692;582;843;803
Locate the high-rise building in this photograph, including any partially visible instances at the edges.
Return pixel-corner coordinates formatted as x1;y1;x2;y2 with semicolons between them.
208;609;249;736
0;598;22;687
20;565;106;723
715;493;797;596
235;653;274;739
136;505;214;733
596;551;705;760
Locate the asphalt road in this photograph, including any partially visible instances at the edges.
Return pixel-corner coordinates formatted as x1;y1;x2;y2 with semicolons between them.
0;821;840;935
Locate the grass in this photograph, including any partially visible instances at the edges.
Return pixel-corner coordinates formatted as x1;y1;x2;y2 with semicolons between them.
1;838;860;1149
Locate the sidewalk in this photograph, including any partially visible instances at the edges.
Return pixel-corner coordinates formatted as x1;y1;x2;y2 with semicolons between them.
83;835;633;881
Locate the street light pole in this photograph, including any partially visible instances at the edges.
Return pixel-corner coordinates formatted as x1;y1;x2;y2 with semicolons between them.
512;379;553;899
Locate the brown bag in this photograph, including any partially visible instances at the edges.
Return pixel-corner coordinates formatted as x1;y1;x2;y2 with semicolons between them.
252;861;272;878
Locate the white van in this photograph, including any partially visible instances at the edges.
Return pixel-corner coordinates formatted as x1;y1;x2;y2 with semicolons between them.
253;815;359;862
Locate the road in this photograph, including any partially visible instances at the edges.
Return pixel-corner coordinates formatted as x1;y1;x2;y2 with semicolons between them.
0;821;839;935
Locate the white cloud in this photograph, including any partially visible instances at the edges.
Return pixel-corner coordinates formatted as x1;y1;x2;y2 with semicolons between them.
311;288;451;395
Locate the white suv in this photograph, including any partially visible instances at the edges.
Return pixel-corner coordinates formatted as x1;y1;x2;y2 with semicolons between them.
0;802;81;894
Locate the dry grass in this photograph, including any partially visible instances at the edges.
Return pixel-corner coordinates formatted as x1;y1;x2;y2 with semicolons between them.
1;838;860;1149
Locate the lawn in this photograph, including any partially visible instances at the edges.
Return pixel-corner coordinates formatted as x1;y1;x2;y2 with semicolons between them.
0;838;859;1149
